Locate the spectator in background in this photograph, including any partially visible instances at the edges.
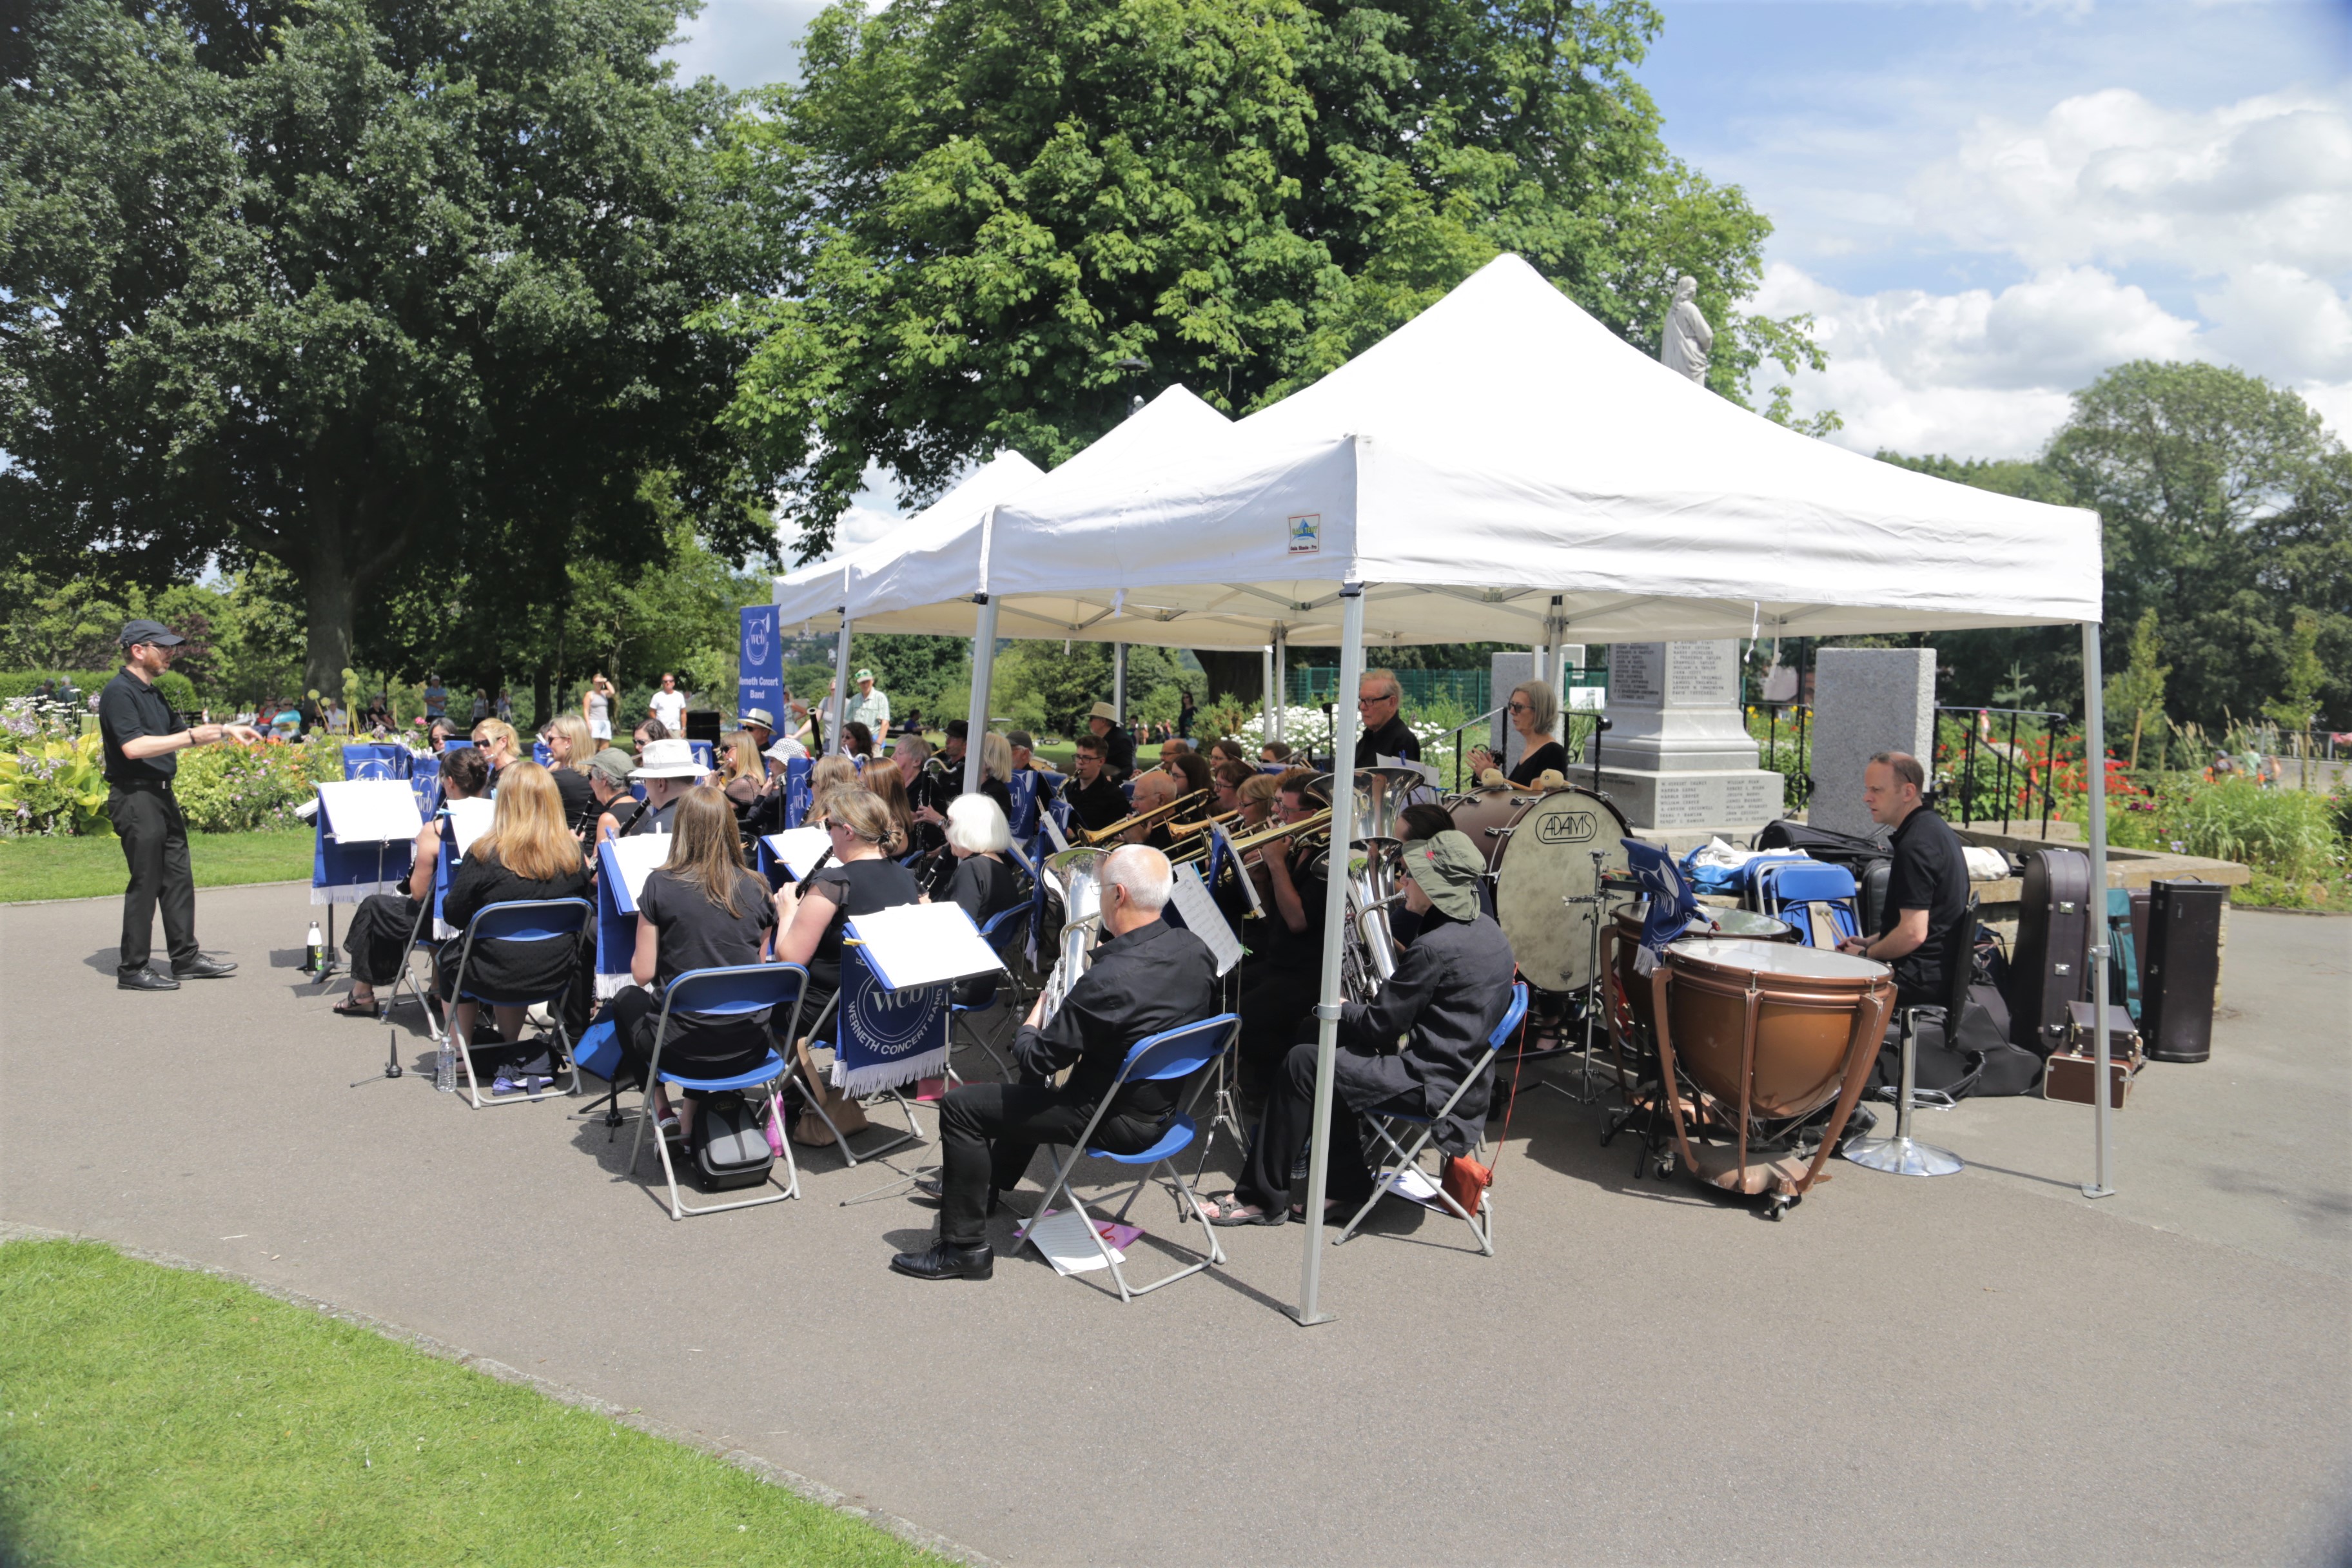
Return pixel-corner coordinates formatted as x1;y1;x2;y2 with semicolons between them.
470;689;490;724
649;672;688;734
423;673;449;723
496;687;513;723
1179;690;1197;740
271;697;303;739
842;667;890;738
583;674;618;743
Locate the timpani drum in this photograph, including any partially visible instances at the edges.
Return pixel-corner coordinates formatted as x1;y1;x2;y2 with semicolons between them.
1610;906;1794;1035
1649;937;1894;1206
1448;785;1630;993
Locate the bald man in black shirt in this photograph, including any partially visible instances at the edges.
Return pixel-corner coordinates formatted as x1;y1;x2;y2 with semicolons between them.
1838;750;1969;1008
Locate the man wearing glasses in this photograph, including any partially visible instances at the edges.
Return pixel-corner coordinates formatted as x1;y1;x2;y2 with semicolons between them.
1353;669;1421;769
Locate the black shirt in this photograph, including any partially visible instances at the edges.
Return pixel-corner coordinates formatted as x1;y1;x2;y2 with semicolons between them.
1507;740;1569;787
1099;727;1136;779
1882;805;1970;1006
1011;917;1219;1119
800;855;923;994
440;848;593;1001
638;867;782;1056
945;854;1022;932
1259;845;1329;972
97;668;180;785
1064;772;1130;833
1355;712;1422;769
550;767;598;835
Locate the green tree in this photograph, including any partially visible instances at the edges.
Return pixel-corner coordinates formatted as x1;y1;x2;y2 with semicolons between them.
2262;611;2326;789
1;0;776;702
2104;607;2169;770
717;0;1820;566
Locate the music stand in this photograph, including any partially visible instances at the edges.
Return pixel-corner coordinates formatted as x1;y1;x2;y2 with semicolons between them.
309;780;422;986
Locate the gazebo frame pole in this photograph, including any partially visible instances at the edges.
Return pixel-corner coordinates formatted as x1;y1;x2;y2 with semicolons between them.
1293;582;1365;1327
963;597;1000;796
2081;620;2115;1199
1273;626;1288;743
830;608;854;758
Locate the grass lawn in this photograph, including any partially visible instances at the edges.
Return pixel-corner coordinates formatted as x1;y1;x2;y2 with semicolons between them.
0;830;313;904
0;1240;937;1567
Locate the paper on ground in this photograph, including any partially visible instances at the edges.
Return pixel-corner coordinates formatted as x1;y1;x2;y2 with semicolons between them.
761;826;832;881
1166;863;1243;975
845;903;1003;990
1383;1164;1448;1209
1015;1208;1141;1275
315;779;423;843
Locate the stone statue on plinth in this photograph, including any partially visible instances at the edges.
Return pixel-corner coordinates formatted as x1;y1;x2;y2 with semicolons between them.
1660;275;1713;386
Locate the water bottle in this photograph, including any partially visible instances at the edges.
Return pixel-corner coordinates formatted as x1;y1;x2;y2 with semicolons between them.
436;1032;456;1093
303;921;324;975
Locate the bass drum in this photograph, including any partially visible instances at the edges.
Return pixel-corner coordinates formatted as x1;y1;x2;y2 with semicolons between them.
1459;785;1631;994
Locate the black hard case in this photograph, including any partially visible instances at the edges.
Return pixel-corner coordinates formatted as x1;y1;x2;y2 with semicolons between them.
2142;879;2224;1063
2011;847;2092;1054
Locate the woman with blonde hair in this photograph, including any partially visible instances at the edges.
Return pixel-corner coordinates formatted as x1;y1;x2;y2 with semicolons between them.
597;786;781;1141
539;712;598;834
773;785;923;1142
470;716;523;789
808;752;858;803
863;762;919;859
436;762;591;1084
718;730;775;845
1467;679;1567;787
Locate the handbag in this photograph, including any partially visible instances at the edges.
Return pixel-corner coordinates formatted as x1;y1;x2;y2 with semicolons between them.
1441;1153;1492;1217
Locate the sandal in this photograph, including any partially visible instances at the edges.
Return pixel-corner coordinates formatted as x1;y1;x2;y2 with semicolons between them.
1200;1192;1286;1228
333;995;378;1017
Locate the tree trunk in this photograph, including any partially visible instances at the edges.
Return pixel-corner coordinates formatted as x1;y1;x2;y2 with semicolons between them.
533;667;553;732
303;551;357;710
1193;649;1263;703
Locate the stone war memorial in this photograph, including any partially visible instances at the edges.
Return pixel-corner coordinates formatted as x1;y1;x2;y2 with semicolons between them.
1587;640;1783;843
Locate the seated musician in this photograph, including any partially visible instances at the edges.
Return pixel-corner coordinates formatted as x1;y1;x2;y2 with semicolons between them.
625;738;705;835
336;747;491;1015
631;716;669;752
1210;759;1253;819
1061;733;1129;833
938;718;968;782
1838;750;1968;1011
1206;830;1516;1227
770;786;923;1145
1259;739;1293;767
596;786;781;1143
539;713;600;836
1208;770;1282;934
1122;769;1181;850
1084;701;1136;780
892;845;1218;1281
1206;738;1250;770
718;730;773;845
471;717;524;787
1233;768;1331;1093
1157;735;1191;770
435;763;593;1081
1353;668;1421;767
587;747;645;841
942;793;1023;938
841;720;877;763
1005;730;1060;804
1164;749;1213;805
1467;680;1569;787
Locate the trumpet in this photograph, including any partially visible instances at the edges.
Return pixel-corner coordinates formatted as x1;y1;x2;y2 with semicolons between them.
1077;787;1210;846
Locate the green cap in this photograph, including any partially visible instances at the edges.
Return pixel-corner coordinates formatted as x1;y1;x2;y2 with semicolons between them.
1400;830;1485;923
585;747;636;789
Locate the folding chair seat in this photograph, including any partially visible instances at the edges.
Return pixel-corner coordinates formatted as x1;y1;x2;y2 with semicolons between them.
439;897;594;1108
1754;860;1861;949
1335;982;1529;1257
1022;1012;1240;1302
626;963;809;1218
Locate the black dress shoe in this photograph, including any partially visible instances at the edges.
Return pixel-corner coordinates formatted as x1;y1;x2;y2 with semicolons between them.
117;968;181;992
174;956;237;979
889;1241;994;1281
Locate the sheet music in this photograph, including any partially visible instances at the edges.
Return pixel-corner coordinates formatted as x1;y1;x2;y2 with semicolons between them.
1014;1208;1132;1275
845;903;1003;990
1039;814;1070;854
600;833;671;912
1166;863;1243;976
444;797;495;858
761;827;832;881
315;779;423;843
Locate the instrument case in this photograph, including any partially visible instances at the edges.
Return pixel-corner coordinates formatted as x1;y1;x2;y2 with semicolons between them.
2011;848;2092;1054
2142;879;2224;1063
2043;1001;2143;1110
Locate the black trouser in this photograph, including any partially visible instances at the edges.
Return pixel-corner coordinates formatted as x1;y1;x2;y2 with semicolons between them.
598;986;770;1098
1233;1040;1413;1213
343;892;424;986
1236;964;1323;1090
108;783;197;975
935;1081;1160;1248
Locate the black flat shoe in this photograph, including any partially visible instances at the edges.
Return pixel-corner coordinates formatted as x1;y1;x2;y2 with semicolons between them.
117;968;180;992
889;1242;994;1281
174;956;237;979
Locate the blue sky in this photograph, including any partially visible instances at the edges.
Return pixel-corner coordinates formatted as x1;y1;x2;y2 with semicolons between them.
663;0;2352;540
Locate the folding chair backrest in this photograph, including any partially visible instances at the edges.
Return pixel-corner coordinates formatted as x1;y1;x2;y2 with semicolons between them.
663;963;807;1019
467;897;593;946
1117;1013;1241;1088
1488;983;1532;1049
1758;859;1857;906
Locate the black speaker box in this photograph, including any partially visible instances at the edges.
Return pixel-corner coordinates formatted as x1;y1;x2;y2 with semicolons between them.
683;709;722;746
2142;879;2224;1063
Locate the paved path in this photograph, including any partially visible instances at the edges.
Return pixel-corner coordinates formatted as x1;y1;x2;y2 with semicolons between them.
4;888;2347;1565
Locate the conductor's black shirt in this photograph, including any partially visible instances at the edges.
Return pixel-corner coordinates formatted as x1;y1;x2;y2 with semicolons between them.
98;668;179;785
1881;804;1970;1005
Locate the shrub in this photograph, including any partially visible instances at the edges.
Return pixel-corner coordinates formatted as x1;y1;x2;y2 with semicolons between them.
173;741;320;832
0;723;111;836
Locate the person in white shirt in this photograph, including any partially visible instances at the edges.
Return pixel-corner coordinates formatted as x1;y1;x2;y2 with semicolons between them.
842;667;890;737
648;672;688;733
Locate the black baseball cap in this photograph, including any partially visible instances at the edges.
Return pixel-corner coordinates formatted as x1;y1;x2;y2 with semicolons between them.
119;619;188;649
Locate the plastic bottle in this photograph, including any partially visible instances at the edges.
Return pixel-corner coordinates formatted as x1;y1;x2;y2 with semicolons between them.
435;1032;457;1093
303;921;324;975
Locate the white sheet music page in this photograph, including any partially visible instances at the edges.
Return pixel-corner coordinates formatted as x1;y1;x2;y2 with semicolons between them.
1167;863;1242;975
600;834;671;912
315;779;423;843
444;797;496;858
761;827;832;881
1039;814;1070;854
845;903;1003;990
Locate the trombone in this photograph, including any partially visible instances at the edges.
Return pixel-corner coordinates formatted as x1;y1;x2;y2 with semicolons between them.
1077;787;1210;846
1217;808;1334;865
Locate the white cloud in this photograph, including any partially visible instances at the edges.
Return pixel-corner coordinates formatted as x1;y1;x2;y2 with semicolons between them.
1915;87;2352;277
2198;263;2352;382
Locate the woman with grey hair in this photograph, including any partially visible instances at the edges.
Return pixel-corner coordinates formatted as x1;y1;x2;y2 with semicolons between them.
1468;678;1569;787
942;792;1023;961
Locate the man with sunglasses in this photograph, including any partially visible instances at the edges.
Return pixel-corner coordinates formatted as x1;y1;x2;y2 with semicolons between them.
1353;668;1421;769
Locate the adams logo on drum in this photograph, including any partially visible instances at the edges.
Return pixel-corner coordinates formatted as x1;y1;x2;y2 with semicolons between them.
1532;808;1602;846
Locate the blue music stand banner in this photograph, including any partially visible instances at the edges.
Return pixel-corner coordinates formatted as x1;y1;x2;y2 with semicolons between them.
739;605;785;725
687;740;714;771
407;753;442;819
532;741;553;766
818;944;950;1099
310;788;417;907
1006;769;1039;840
340;743;408;781
594;838;647;999
781;754;813;828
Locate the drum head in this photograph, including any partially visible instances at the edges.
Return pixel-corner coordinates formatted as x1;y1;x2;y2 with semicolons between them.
1490;787;1631;993
1668;937;1887;982
1700;908;1795;943
1446;789;1529;871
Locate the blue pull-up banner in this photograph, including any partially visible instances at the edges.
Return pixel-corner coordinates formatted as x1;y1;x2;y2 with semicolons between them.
738;605;784;724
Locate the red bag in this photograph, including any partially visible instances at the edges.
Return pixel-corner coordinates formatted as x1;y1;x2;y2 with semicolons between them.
1441;1154;1492;1217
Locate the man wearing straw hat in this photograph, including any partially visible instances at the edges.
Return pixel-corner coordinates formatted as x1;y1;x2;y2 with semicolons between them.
627;738;707;837
1085;700;1136;781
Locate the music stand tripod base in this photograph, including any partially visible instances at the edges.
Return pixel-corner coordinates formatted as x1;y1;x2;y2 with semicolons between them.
1843;1135;1963;1177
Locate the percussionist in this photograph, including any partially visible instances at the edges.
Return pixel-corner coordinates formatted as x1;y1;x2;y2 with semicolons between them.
1838;750;1968;1008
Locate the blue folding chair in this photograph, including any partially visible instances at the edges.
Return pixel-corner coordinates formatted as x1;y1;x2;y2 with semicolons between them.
626;963;809;1219
1335;982;1529;1257
1021;1013;1240;1302
1754;861;1861;949
947;905;1030;1082
439;897;594;1108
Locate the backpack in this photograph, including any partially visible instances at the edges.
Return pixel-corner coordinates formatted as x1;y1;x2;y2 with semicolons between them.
691;1092;777;1191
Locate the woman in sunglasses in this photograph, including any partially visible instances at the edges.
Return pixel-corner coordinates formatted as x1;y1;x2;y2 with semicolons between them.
1467;680;1568;787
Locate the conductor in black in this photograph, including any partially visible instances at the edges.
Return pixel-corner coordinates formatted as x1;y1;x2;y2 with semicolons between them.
99;620;261;990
